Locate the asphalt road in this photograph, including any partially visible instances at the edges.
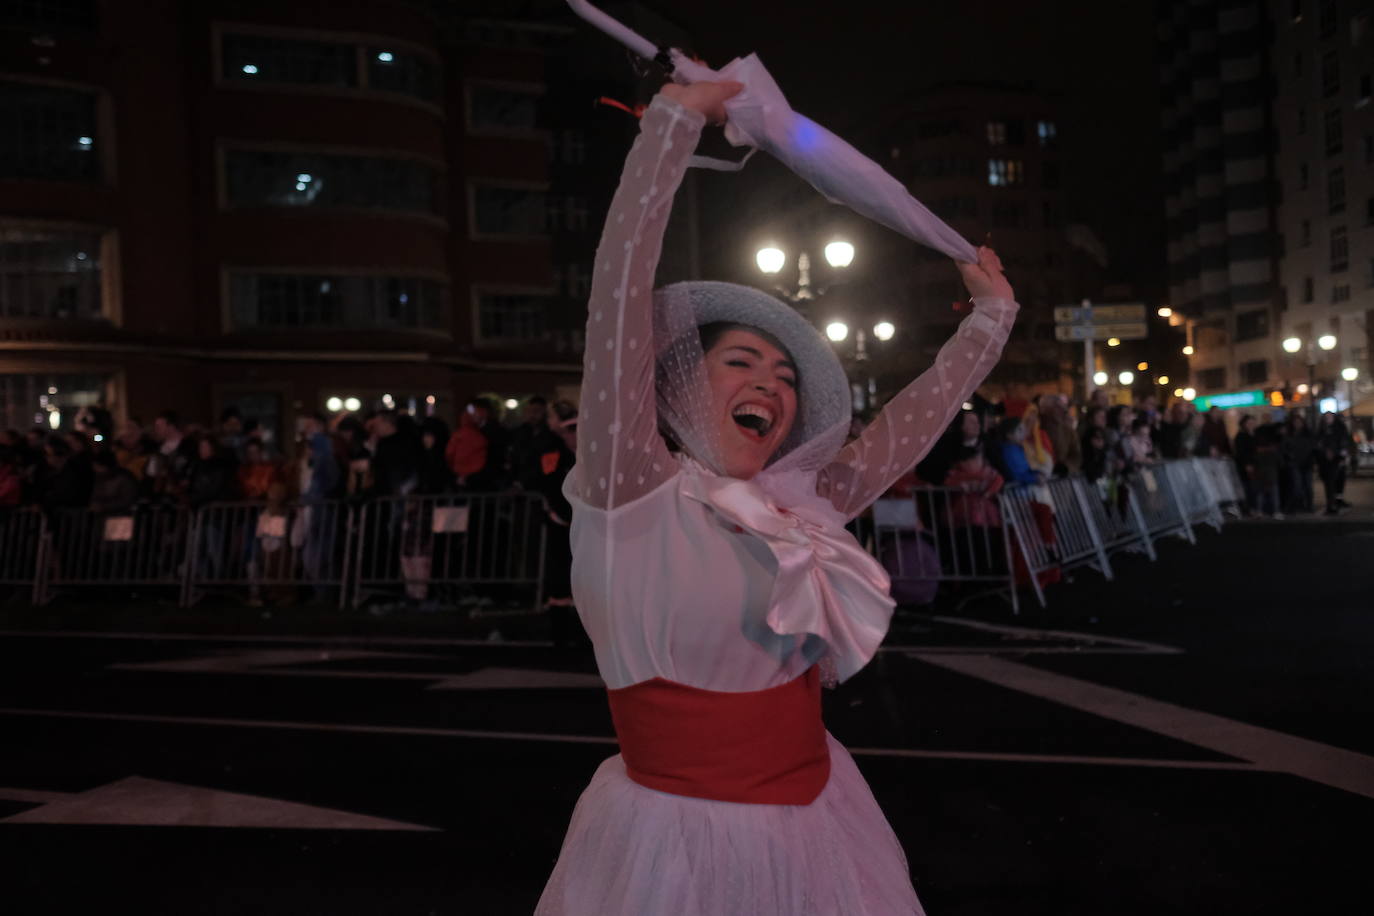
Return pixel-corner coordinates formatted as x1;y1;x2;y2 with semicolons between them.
2;501;1372;915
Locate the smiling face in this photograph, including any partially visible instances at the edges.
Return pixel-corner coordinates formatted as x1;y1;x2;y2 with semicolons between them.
702;327;798;480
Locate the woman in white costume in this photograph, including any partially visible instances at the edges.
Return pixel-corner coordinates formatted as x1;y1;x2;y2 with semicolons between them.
536;81;1018;916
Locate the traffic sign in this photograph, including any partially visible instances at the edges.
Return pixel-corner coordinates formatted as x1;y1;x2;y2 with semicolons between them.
1054;322;1149;342
1054;303;1147;324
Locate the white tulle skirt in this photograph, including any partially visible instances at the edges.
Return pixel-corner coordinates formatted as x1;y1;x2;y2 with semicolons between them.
535;734;924;915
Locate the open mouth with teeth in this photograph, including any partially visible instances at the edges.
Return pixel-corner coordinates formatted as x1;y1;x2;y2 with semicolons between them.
731;403;776;440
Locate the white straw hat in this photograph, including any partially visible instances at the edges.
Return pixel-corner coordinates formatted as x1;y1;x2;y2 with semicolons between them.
655;281;851;462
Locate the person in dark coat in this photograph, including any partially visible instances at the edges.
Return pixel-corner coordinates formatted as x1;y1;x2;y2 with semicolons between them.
1233;415;1258;514
418;416;454;494
370;410;422;497
1281;412;1316;513
507;397;560;492
539;400;587;648
89;450;139;515
1315;412;1354;514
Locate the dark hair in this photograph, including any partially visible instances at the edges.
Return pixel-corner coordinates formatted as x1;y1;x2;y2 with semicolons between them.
528;396;548;407
697;321;800;399
219;406;242;423
1131;417;1150;433
953;445;981;463
93;450;119;469
158;409;180;427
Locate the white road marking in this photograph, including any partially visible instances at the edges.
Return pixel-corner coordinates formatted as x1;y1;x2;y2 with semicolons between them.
922;615;1184;655
111;649;602;690
0;776;435;830
918;653;1374;800
0;707;1268;773
0;629;552;648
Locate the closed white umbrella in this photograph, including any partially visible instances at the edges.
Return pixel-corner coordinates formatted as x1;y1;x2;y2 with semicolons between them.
565;0;979;264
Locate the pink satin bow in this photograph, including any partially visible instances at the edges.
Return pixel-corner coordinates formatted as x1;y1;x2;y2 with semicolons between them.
680;469;895;683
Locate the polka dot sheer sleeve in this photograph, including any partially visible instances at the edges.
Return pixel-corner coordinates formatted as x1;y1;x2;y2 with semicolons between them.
572;95;705;511
816;296;1019;519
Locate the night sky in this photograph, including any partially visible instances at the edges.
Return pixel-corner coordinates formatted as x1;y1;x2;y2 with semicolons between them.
576;0;1167;299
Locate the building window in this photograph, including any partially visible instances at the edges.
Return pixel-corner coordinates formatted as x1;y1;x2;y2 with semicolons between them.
366;47;438;101
1318;0;1337;38
1239;360;1269;385
1324;109;1343;155
1036;120;1057;146
0;0;98;31
916;119;960;139
1321;50;1340;97
467;84;541;132
1328;166;1345;214
1300;218;1312;245
1299;162;1309;189
987;159;1022;186
986;120;1006;146
1197;367;1227;391
1330;225;1348;272
229;273;443;330
558;130;587;165
221;31;439;103
1235;309;1269;342
471;185;546;237
566;265;591;300
1042;161;1060;189
1303;276;1314;302
1331;284;1350;303
224;149;439;214
0;80;100;182
0;372;109;433
475;290;551;342
990;201;1025;228
0;224;105;320
222;33;356;88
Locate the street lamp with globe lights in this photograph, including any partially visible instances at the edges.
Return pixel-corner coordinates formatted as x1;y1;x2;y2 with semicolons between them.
755;239;855;308
1118;371;1135;386
1093;371;1109;387
1281;333;1338;421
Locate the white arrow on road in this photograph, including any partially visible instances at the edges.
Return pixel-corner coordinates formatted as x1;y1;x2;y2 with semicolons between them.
0;776;436;830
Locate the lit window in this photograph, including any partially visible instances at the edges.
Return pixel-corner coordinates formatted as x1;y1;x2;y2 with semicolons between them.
1036;120;1057;146
986;121;1006;146
0;223;106;321
376;51;394;63
987;159;1022;187
365;47;438;101
1321;50;1340;98
225;149;439;213
222;34;356;88
0;81;100;182
0;372;109;432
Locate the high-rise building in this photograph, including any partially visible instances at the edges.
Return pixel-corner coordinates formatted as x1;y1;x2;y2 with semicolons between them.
880;84;1108;402
1158;0;1283;400
1270;0;1372;413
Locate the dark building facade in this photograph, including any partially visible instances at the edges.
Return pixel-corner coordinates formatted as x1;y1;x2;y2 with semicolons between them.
1157;0;1283;398
0;0;681;444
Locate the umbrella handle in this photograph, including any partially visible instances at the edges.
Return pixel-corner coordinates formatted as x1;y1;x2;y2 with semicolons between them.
564;0;715;83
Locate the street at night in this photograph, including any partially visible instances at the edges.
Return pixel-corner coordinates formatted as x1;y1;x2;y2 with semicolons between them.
3;486;1372;914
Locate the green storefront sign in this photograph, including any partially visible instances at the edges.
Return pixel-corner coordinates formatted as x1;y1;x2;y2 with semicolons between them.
1194;389;1266;411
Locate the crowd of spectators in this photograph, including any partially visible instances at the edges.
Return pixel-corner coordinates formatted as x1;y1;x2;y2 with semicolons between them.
0;396;580;518
913;390;1360;522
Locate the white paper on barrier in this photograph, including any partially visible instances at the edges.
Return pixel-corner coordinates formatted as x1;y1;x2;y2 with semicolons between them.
257;513;288;539
871;497;917;529
103;516;134;542
432;506;469;534
1142;469;1158;493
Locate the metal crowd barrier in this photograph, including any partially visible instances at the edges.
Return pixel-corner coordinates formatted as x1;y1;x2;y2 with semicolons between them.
351;492;547;611
870;458;1243;614
0;507;46;602
37;504;192;605
184;500;354;608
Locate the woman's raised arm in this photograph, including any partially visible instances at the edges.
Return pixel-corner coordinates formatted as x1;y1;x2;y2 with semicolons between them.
570;89;733;510
817;248;1019;518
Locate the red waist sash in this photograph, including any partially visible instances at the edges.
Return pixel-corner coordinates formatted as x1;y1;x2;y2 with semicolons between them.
605;666;830;805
